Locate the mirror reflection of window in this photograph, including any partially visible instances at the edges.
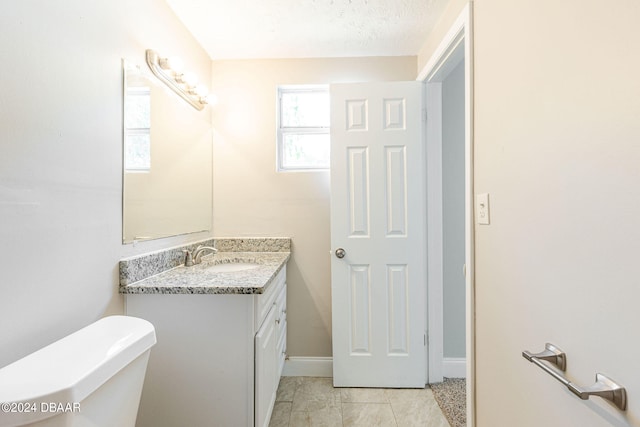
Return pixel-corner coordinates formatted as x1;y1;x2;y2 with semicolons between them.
124;86;151;172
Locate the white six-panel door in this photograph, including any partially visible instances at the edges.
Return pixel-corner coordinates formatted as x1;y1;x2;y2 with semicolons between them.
330;81;427;388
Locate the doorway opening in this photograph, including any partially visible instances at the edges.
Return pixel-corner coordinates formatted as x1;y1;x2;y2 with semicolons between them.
418;3;474;426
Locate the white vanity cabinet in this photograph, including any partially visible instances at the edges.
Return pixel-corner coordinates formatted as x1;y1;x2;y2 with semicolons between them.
125;266;287;427
254;273;287;427
255;305;278;427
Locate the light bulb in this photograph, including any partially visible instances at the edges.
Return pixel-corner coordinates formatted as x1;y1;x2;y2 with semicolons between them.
167;57;184;74
202;94;218;106
182;72;197;87
194;85;208;97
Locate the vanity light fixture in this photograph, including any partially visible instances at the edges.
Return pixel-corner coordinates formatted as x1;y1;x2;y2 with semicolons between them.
145;49;209;111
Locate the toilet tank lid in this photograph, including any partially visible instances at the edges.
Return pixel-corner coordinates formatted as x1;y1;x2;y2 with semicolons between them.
0;315;156;409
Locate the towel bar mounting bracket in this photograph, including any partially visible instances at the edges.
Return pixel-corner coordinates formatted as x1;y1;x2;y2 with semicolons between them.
523;343;627;411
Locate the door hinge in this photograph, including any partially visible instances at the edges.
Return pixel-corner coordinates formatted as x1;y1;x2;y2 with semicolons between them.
424;332;427;346
422;108;428;123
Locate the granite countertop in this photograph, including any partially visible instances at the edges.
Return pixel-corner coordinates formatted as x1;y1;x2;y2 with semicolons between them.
120;251;290;295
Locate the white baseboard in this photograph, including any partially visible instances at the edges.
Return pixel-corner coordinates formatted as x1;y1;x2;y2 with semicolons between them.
442;357;466;378
283;357;333;377
283;356;464;379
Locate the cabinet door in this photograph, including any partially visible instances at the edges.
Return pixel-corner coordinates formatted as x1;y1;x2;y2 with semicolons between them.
275;283;287;378
255;304;278;427
277;321;286;377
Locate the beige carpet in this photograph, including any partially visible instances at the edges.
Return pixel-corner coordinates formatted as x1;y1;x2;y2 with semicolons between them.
430;378;466;427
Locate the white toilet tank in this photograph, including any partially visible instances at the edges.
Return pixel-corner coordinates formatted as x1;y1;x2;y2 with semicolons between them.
0;316;156;427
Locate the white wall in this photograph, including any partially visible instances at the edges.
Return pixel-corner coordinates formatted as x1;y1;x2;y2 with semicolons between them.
0;0;211;368
210;57;417;358
474;0;640;425
442;60;466;358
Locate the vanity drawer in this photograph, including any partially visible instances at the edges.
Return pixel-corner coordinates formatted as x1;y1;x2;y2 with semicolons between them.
255;266;286;330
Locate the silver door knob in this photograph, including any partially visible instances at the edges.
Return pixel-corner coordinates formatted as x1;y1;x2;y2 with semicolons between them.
335;248;346;259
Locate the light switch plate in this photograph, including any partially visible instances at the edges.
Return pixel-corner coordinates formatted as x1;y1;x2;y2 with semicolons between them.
477;193;490;225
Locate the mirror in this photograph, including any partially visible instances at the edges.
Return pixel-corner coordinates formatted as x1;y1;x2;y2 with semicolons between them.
122;59;212;243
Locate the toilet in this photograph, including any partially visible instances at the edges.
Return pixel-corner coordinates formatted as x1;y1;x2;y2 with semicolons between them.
0;316;156;427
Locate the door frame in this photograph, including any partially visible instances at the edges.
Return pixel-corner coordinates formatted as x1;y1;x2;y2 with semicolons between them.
417;3;475;426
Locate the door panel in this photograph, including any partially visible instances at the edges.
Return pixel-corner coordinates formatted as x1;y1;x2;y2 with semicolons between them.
385;146;408;236
347;147;370;237
349;264;371;354
330;81;426;388
387;264;409;355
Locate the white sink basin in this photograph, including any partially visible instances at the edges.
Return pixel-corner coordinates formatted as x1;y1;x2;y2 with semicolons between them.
205;262;259;272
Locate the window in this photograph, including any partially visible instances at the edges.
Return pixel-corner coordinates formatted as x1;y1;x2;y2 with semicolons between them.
124;86;151;172
277;85;330;171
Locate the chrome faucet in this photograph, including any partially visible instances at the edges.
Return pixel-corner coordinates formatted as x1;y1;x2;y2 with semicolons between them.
183;245;218;267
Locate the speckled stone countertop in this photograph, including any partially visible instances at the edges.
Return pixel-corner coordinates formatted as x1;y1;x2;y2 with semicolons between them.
120;251;290;295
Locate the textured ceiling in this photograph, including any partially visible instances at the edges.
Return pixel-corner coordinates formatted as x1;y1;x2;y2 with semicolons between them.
165;0;451;60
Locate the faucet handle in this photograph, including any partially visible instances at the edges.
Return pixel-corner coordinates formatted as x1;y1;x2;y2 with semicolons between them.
193;245;218;264
182;249;195;267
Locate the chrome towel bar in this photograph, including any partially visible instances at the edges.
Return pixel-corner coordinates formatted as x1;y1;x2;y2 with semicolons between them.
523;343;627;411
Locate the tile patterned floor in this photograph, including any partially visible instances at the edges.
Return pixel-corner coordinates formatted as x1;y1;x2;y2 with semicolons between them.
269;377;451;427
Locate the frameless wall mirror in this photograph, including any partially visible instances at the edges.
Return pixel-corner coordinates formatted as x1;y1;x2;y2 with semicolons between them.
122;59;212;243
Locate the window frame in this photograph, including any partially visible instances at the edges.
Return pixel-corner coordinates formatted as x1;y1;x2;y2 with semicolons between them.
276;85;330;172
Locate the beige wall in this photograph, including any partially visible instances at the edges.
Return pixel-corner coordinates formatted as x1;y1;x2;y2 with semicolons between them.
211;57;416;357
0;1;211;368
474;0;640;425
